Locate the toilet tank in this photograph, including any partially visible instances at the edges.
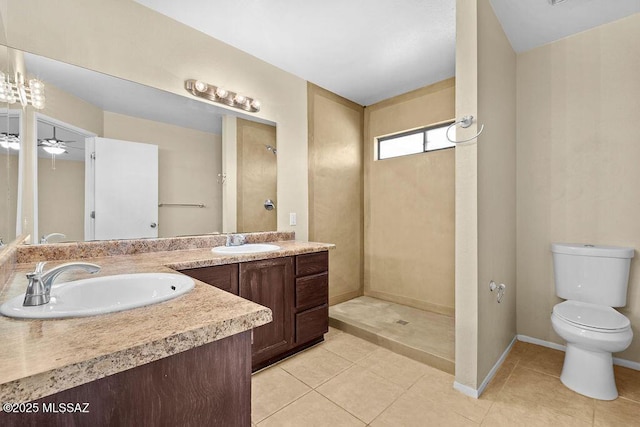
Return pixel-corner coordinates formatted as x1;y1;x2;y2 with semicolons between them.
551;243;635;307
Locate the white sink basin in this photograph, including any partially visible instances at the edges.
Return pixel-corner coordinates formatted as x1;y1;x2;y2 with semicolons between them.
212;243;280;255
0;273;194;320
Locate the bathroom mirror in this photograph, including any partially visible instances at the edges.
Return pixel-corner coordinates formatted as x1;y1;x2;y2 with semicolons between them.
0;109;20;246
10;47;277;244
0;44;21;248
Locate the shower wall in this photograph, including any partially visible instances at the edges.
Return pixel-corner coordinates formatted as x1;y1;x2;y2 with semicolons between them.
364;78;456;315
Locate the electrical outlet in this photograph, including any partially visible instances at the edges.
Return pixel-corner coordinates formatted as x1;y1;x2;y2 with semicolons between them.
289;212;297;226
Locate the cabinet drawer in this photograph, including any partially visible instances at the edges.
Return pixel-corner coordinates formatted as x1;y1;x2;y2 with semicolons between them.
295;304;328;344
295;273;328;310
180;264;239;295
295;252;328;276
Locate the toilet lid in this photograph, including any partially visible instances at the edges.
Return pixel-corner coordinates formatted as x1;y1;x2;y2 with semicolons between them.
554;301;630;331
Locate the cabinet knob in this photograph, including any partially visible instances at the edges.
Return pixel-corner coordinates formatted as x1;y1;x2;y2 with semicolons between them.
150;222;157;228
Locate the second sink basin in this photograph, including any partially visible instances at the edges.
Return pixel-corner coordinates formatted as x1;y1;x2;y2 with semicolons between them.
0;273;195;320
212;243;280;255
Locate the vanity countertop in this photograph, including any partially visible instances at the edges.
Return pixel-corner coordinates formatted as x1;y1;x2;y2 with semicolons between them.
0;239;334;403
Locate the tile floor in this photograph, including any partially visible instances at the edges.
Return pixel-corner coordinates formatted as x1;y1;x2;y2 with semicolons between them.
329;296;455;374
251;328;640;426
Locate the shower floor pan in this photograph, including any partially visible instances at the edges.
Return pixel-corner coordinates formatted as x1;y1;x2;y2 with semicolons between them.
329;296;454;374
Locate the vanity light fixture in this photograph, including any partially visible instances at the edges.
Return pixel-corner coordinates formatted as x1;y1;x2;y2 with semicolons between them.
0;133;20;150
0;72;46;109
185;79;260;113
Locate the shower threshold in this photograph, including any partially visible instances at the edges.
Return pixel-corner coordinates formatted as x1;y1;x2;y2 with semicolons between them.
329;296;454;374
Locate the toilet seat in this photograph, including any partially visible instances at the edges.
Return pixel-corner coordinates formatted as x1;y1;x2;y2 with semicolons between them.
554;301;630;332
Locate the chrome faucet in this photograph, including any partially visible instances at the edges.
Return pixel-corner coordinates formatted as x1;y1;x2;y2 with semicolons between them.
225;234;247;247
40;233;67;244
23;261;101;306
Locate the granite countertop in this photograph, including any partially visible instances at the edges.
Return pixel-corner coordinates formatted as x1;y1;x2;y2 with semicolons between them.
0;239;333;403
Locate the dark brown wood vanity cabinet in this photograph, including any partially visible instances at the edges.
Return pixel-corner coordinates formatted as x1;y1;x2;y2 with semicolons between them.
179;251;329;371
180;263;239;295
239;257;294;368
294;252;329;346
0;332;252;427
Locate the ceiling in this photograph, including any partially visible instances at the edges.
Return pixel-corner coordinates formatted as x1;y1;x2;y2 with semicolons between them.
489;0;640;53
136;0;639;106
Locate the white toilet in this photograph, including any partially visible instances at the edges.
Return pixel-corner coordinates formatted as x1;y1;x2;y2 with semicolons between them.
550;243;634;400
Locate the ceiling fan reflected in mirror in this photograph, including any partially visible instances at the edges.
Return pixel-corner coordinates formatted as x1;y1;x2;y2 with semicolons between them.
37;126;76;155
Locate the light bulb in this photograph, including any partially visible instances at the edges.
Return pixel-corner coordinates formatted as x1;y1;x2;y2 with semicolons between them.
250;99;261;110
194;80;208;92
234;94;246;104
8;141;20;150
32;97;46;109
215;87;228;98
29;79;44;91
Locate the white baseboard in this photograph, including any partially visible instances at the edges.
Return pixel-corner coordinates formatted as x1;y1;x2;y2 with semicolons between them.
516;334;566;351
517;334;640;371
454;335;517;399
453;381;479;398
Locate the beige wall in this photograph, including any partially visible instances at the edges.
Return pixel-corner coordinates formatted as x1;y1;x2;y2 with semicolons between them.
455;0;517;390
0;152;18;244
517;13;640;363
6;0;309;242
364;79;455;315
476;0;517;386
454;0;480;389
103;112;222;237
308;84;364;305
28;77;104;242
38;157;84;241
236;119;277;233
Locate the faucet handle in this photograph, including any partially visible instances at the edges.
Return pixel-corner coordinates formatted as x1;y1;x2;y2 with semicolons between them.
35;261;46;274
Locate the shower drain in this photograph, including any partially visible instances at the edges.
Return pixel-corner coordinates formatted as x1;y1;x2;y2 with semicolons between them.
396;320;409;325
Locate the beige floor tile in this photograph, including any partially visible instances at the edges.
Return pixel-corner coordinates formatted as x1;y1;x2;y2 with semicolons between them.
480;358;518;402
594;397;640;426
356;347;430;389
371;392;478;427
481;400;591;427
257;391;365;427
325;326;343;340
279;346;353;388
251;366;312;423
320;331;380;362
518;342;565;377
503;340;530;364
409;368;492;423
316;365;404;424
498;365;594;423
614;365;640;403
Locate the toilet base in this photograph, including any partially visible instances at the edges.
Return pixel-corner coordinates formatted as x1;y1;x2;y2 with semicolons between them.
560;344;617;400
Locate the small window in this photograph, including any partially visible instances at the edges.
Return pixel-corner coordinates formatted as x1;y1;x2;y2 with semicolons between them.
377;121;455;160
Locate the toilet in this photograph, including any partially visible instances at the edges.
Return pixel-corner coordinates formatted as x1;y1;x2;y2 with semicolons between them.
551;243;634;400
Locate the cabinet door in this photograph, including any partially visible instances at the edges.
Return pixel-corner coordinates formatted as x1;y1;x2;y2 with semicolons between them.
239;257;294;367
180;264;239;295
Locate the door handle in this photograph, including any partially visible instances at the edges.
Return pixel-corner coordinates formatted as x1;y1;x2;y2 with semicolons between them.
150;222;157;228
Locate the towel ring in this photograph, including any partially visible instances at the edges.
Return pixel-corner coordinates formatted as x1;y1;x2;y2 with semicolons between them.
446;115;485;144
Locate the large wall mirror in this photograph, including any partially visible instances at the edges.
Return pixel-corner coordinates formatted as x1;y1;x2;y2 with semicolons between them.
0;44;21;247
1;45;277;245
